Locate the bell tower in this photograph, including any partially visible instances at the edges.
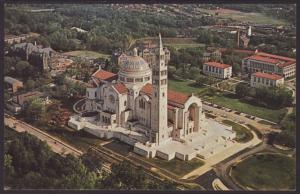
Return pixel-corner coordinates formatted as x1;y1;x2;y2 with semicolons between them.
150;33;169;145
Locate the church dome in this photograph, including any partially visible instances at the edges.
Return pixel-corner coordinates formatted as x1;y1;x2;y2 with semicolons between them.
118;48;152;89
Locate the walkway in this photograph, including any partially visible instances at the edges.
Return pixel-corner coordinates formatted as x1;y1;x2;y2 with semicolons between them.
73;98;86;113
181;130;261;180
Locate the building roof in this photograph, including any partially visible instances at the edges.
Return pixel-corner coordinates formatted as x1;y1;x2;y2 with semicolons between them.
245;52;296;68
204;62;231;69
140;83;190;105
278;60;296;68
92;69;118;81
4;76;23;85
247;55;280;64
257;52;296;62
113;82;128;94
252;72;283;81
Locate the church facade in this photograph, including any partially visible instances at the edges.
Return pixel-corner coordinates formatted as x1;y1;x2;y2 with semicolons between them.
69;34;236;161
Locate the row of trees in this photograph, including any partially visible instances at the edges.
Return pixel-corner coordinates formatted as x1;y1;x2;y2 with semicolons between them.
4;129;177;189
235;83;293;109
274;109;296;148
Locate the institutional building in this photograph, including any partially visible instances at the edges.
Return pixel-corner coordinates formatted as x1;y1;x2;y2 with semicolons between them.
202;47;222;63
242;52;296;79
4;76;23;93
203;62;232;79
250;72;284;88
9;42;54;72
69;35;236;161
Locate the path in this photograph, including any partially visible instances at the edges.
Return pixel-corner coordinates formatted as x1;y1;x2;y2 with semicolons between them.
181;130;262;180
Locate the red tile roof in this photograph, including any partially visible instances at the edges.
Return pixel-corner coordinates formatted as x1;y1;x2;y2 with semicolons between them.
247;55;280;64
278;60;296;68
140;83;190;105
92;69;117;81
252;72;283;81
204;62;231;69
113;82;128;94
257;52;296;62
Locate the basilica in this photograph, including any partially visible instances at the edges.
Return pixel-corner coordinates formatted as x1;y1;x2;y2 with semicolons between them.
69;34;236;161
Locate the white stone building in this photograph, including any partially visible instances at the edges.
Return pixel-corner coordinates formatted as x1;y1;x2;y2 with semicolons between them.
250;72;284;88
203;62;232;79
69;34;236;161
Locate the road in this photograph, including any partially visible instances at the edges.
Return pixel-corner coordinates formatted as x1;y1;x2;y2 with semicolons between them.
4;114;83;157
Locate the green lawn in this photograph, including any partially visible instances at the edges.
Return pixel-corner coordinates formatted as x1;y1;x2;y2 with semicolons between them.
49;129;106;151
246;124;263;139
103;140;133;156
222;120;253;143
165;43;205;50
147;157;204;177
203;93;287;123
63;50;110;59
231;154;296;190
168;79;286;123
133;37;205;50
168;79;207;95
198;8;287;25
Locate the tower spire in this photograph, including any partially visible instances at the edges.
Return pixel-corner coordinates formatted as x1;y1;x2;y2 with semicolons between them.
158;33;163;50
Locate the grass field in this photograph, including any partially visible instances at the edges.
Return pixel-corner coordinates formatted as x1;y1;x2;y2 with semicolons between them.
147;157;204;177
231;154;296;190
246;124;263;139
168;79;286;123
203;93;287;123
132;37;205;50
63;50;110;59
47;127;106;151
168;79;207;95
222;120;253;143
103;140;133;156
198;8;287;25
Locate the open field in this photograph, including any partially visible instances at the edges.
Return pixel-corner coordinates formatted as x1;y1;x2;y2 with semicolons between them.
146;157;205;177
169;79;286;123
168;79;207;95
231;154;295;190
222;120;253;143
198;8;287;25
203;93;287;123
63;50;110;59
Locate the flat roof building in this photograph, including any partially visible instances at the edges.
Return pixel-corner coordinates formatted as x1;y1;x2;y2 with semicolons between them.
4;76;23;93
250;72;284;88
203;62;232;79
242;52;296;79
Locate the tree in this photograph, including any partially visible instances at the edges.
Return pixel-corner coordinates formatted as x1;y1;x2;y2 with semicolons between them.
61;161;98;189
25;79;35;91
196;75;208;86
188;67;201;80
197;30;213;45
168;66;176;79
15;61;34;78
25;98;46;122
4;154;15;177
235;83;249;98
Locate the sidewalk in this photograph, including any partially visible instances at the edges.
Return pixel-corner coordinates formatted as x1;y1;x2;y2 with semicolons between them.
181;130;261;180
